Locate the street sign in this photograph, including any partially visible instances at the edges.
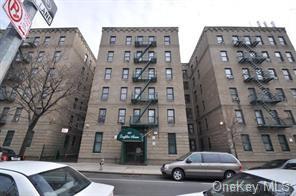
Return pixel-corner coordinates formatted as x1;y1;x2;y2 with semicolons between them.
3;0;32;40
29;0;57;26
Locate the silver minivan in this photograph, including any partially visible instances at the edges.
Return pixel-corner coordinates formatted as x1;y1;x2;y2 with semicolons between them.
161;152;242;181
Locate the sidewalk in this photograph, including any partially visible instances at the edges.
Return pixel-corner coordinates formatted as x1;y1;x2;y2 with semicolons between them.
62;162;162;175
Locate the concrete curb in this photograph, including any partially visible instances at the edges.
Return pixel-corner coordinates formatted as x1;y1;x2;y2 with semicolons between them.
79;170;162;176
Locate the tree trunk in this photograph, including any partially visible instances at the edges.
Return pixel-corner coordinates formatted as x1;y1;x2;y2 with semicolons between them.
19;115;40;157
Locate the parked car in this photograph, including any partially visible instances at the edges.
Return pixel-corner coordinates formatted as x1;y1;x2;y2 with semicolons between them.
0;147;22;161
0;161;114;196
161;152;242;181
178;169;296;196
249;159;296;170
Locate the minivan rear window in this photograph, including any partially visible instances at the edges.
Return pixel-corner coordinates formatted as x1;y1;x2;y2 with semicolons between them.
202;154;220;163
220;154;237;163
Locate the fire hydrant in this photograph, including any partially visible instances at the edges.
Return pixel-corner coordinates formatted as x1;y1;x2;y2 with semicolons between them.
99;159;104;170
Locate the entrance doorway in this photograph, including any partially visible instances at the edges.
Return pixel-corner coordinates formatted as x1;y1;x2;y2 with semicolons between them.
125;142;144;164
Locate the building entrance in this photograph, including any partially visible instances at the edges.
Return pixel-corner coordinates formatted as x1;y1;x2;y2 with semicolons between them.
125;142;144;164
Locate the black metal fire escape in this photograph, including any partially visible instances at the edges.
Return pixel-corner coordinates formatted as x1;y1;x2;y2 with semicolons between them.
234;37;293;128
130;37;158;128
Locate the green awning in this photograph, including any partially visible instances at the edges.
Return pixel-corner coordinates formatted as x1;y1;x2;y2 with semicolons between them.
117;128;143;142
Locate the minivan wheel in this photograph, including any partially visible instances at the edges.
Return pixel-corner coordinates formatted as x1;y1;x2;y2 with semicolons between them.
172;168;184;181
224;170;235;179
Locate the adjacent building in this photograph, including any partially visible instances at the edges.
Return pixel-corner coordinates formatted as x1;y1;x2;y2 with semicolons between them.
0;27;95;159
187;26;296;167
79;27;189;164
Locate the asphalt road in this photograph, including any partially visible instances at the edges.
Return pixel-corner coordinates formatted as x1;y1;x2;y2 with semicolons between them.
82;172;214;196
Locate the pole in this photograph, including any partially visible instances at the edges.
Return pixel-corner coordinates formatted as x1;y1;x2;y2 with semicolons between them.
0;0;37;84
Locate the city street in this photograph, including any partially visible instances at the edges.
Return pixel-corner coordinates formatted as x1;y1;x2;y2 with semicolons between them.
82;172;213;196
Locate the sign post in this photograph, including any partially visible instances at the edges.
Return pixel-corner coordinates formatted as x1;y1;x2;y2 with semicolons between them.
0;0;57;85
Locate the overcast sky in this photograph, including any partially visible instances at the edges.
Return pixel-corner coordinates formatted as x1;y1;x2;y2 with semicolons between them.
1;0;296;62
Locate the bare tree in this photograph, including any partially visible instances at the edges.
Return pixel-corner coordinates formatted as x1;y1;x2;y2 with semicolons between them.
6;53;83;156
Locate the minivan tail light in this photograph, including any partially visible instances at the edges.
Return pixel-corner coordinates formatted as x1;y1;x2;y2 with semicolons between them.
1;154;8;161
239;164;243;171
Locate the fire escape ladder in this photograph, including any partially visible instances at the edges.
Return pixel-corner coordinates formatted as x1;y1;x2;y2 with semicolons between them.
137;60;152;79
136;101;153;122
137;43;153;60
135;79;152;100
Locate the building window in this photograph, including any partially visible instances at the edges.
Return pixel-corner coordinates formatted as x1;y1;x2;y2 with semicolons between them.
83;54;88;62
216;35;224;44
134;87;141;99
120;87;128;101
165;68;172;80
261;134;274;151
148;87;155;99
284;110;295;124
44;36;50;45
244;36;251;45
229;88;239;102
202;100;205;111
275;88;286;101
168;133;177;154
1;107;10;122
110;36;116;44
242;68;250;80
148;68;155;79
148;36;155;44
255;110;265;125
290;88;296;98
188;124;194;134
185;94;191;104
98;109;106;123
286;52;295;62
122;68;129;80
282;69;292;80
274;51;284;62
224;68;233;79
104;68;112;80
58;36;66;46
167;109;175;124
101;87;109;101
37;51;45;63
148;109;155;124
3;130;14;146
165;51;171;62
118;109;126;124
241;134;252;151
189;139;196;151
164;36;170;45
107;51;114;62
268;36;276;45
53;51;61;62
166;87;174;101
183;70;188;79
13;107;22;122
235;110;244;124
93;132;103;153
124;51;130;62
255;36;263;45
232;35;239;43
186;108;193;120
278;135;290;151
33;37;40;46
183;82;189;90
262;51;270;62
278;36;286;46
220;51;228;62
126;36;132;45
268;68;277;79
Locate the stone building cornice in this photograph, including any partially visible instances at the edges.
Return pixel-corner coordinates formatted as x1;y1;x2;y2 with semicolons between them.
102;27;178;33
